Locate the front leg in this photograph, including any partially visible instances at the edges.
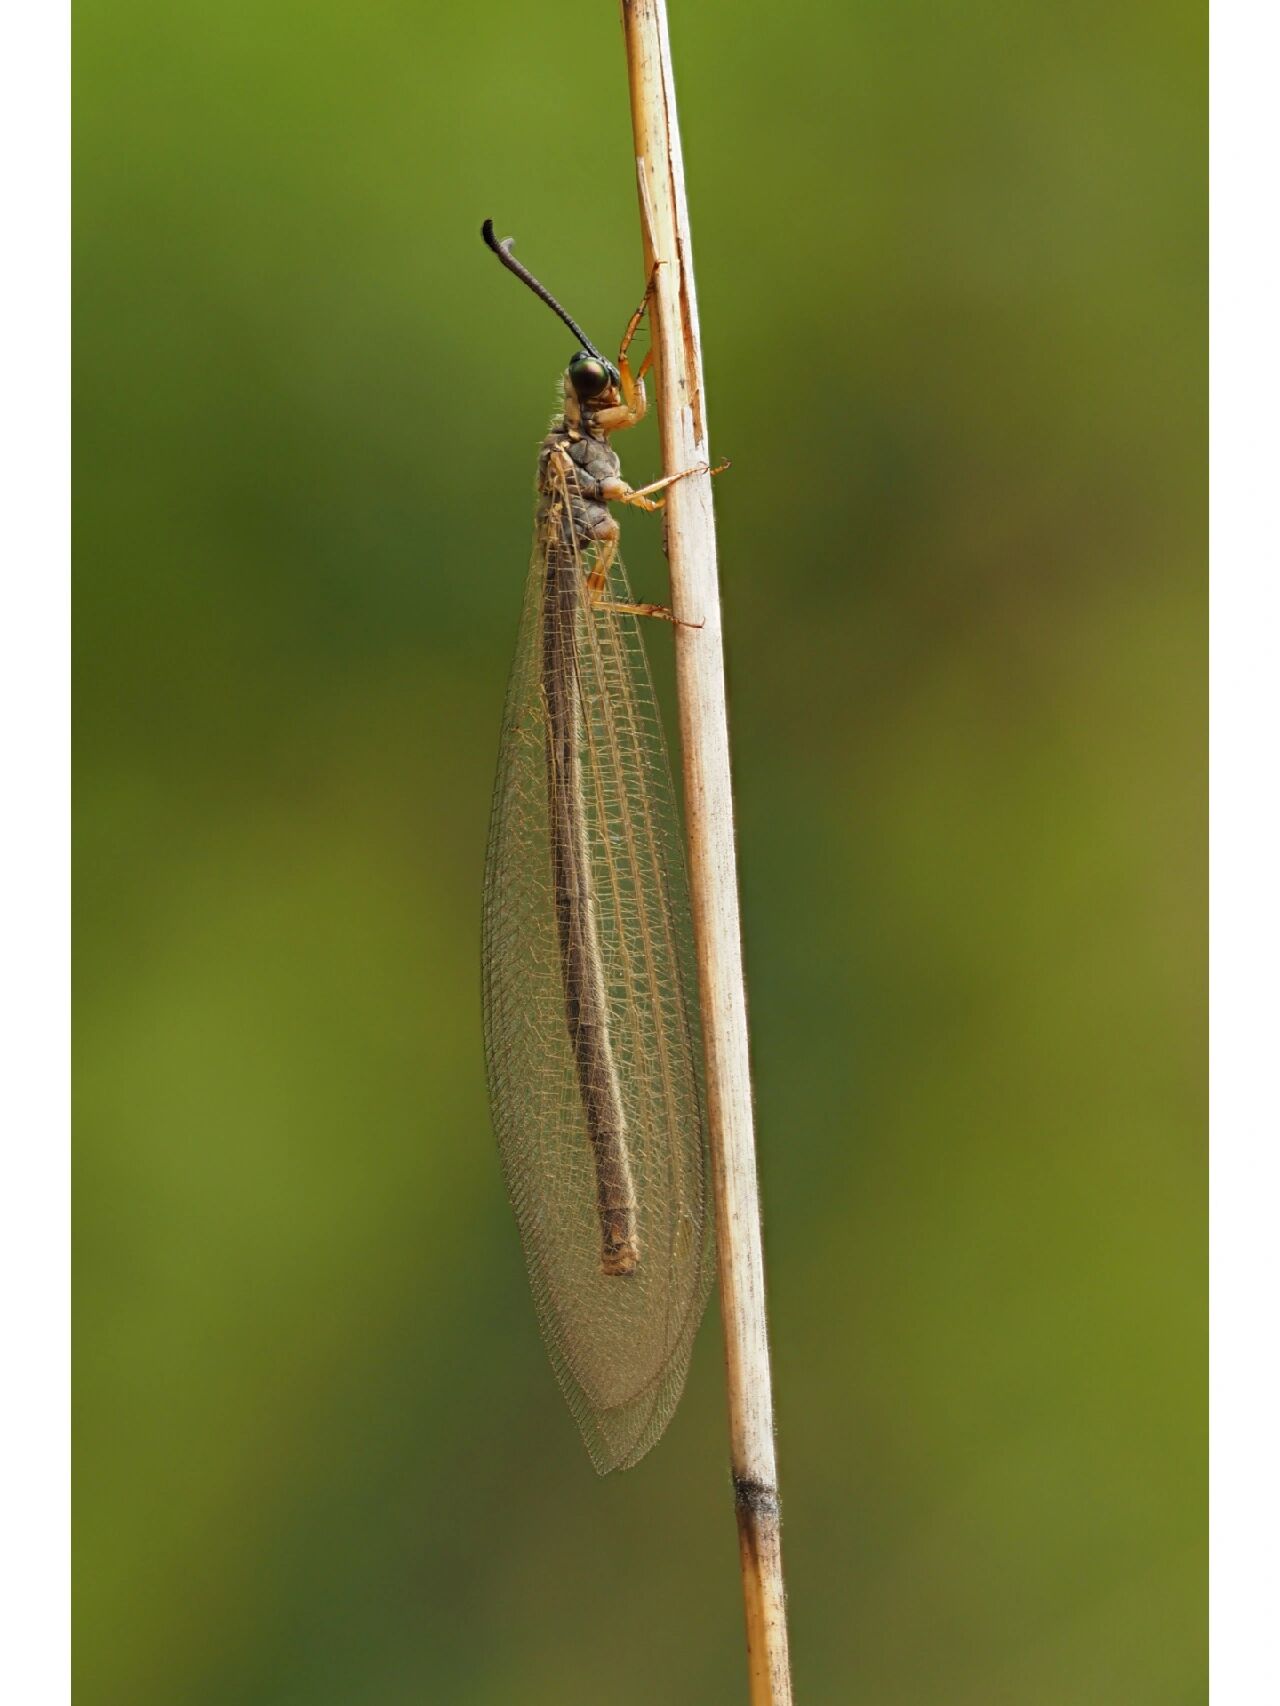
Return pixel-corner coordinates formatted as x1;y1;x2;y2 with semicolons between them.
591;263;663;434
619;261;662;369
591;371;649;436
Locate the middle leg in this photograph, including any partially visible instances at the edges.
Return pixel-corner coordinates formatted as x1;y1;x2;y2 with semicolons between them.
599;458;729;512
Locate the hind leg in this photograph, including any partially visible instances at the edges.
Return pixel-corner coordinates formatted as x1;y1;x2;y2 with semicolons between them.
582;521;678;623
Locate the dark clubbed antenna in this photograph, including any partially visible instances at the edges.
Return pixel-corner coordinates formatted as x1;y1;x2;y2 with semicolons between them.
481;219;604;361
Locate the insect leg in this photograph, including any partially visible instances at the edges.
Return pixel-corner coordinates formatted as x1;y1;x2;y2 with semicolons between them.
596;261;664;431
601;458;730;512
585;539;704;628
594;591;705;630
579;531;673;623
618;260;663;367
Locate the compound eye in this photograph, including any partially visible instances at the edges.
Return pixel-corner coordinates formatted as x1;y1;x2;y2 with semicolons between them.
568;352;611;400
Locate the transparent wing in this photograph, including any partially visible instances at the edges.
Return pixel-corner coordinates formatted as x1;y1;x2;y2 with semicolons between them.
481;479;714;1473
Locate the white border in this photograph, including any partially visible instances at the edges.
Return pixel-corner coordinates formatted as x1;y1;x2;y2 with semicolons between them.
0;2;71;1700
1210;2;1279;1699
0;1;1234;1698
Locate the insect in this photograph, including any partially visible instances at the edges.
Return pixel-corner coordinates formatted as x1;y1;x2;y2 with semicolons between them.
480;219;717;1472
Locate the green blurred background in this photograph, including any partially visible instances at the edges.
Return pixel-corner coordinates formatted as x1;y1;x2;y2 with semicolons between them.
74;1;1205;1700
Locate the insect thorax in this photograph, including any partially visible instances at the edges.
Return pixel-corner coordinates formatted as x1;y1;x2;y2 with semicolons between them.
538;423;621;555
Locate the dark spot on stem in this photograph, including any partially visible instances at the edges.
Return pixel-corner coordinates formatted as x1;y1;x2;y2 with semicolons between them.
733;1475;781;1518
